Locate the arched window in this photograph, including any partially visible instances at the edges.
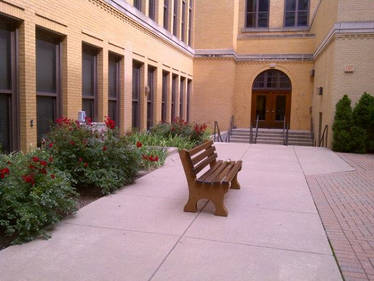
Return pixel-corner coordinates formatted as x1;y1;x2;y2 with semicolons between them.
253;70;291;90
284;0;309;27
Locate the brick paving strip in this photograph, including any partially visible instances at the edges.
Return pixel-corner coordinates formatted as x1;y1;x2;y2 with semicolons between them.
306;153;374;281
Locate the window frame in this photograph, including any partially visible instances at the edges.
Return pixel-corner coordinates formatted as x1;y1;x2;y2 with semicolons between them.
147;65;156;130
188;0;192;46
82;44;99;122
179;77;185;119
149;0;156;20
283;0;310;27
161;71;169;123
172;0;178;36
132;61;142;130
134;0;142;11
253;70;292;90
245;0;270;29
0;18;19;152
181;0;186;42
187;79;191;122
171;74;178;121
36;28;62;145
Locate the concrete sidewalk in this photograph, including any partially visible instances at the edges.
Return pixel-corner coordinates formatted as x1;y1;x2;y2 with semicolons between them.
0;143;353;281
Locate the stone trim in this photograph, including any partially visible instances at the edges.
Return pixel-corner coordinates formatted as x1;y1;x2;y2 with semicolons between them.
238;33;315;39
314;21;374;58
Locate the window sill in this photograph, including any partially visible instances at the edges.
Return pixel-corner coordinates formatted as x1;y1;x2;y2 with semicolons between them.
241;26;310;33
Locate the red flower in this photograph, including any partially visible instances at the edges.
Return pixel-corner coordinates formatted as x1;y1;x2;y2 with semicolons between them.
103;146;107;151
22;174;35;185
84;162;88;168
154;156;159;162
142;155;148;160
32;156;39;162
48;143;53;148
49;157;53;163
104;116;115;129
51;174;55;179
29;165;36;170
70;140;75;146
7;161;12;165
0;174;4;179
136;141;142;148
85;117;92;126
79;158;83;162
40;168;47;174
1;168;10;175
40;160;48;167
149;155;155;162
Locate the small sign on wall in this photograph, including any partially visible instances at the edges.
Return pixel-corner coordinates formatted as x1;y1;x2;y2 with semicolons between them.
344;64;354;73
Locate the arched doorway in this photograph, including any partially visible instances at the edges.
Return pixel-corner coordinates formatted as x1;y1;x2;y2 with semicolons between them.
251;69;291;128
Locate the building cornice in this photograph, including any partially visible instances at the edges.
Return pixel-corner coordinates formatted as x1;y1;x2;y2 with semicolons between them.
102;0;194;56
314;21;374;58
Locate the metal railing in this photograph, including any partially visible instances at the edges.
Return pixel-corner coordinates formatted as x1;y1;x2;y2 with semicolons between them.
310;117;315;146
227;115;234;143
283;117;289;145
213;121;224;142
319;125;328;147
254;115;260;144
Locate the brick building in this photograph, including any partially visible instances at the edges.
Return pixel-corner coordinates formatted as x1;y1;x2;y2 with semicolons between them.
0;0;373;152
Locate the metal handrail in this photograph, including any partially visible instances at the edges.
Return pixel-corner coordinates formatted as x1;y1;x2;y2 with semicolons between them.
213;121;223;142
254;115;260;144
319;125;328;147
227;115;234;143
249;124;253;143
310;117;315;145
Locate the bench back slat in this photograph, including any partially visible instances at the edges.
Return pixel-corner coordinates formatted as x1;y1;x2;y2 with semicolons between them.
188;140;214;156
191;146;216;165
193;153;218;175
179;149;197;184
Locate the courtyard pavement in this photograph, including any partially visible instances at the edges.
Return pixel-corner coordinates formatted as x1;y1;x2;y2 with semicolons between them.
0;143;358;281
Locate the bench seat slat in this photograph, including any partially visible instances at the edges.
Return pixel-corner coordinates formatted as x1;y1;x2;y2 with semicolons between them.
193;153;218;175
197;160;224;182
188;140;213;157
214;162;235;183
199;161;229;183
191;146;216;165
222;161;242;184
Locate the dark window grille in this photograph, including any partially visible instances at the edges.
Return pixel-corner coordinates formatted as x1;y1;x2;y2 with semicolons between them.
108;54;121;126
246;0;269;28
173;0;178;36
147;66;155;130
0;19;18;153
36;29;61;145
162;71;169;122
134;0;142;11
132;62;142;130
187;79;192;122
164;0;169;29
284;0;309;27
181;1;186;41
149;0;156;20
171;75;177;121
188;0;192;46
180;77;185;119
253;70;291;90
82;45;98;121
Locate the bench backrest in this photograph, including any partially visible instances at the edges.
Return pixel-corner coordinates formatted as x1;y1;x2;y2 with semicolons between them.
179;140;217;183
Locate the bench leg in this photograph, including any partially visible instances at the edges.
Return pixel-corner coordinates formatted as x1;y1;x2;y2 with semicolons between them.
211;188;228;217
231;174;240;189
184;195;198;213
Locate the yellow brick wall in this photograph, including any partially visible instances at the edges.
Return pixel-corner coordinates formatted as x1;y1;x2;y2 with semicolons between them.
1;0;193;151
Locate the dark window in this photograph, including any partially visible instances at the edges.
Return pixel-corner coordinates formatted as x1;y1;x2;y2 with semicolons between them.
147;66;156;130
132;62;142;130
253;70;291;90
188;0;192;46
36;30;61;145
149;0;156;20
164;0;169;29
285;0;309;27
246;0;269;28
108;54;121;126
82;45;98;121
173;0;178;36
181;1;186;41
162;71;169;122
171;74;177;121
134;0;142;11
180;77;185;119
187;79;191;122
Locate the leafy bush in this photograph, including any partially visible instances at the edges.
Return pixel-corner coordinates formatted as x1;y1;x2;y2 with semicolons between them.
44;117;140;195
352;92;374;152
0;150;77;243
135;141;168;170
332;95;354;152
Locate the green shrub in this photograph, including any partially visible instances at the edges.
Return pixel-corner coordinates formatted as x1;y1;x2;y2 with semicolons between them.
135;141;168;170
350;126;367;153
44;117;140;195
332;95;353;152
352;92;374;152
0;150;77;243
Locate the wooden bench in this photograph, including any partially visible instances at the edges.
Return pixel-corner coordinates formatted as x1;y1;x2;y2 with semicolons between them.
179;140;242;216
